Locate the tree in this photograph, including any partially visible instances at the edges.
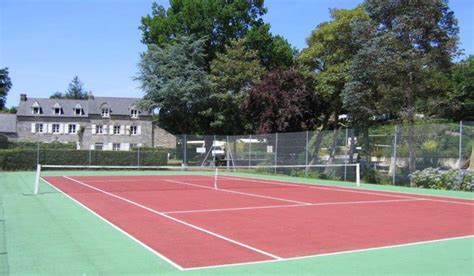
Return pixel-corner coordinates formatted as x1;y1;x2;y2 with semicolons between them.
441;56;474;121
241;68;321;133
136;35;211;134
353;0;460;174
139;1;294;70
50;77;88;99
0;68;12;109
244;24;295;69
65;76;88;99
140;0;266;65
50;91;64;99
204;38;266;134
298;6;369;162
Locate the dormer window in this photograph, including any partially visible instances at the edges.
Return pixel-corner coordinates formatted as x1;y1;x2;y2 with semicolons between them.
100;103;110;118
53;103;63;115
101;108;110;117
131;109;139;118
74;103;84;116
31;102;41;115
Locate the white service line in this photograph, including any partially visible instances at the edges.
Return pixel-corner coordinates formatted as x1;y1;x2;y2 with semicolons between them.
165;179;312;205
182;235;474;271
163;198;426;214
39;177;185;271
220;175;474;206
62;176;282;261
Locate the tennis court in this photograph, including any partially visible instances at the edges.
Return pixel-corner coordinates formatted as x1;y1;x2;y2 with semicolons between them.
36;166;474;271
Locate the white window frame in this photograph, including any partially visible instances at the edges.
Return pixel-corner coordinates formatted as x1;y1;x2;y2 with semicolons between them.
112;143;120;151
131;109;138;118
96;125;103;134
101;108;110;118
54;108;62;115
68;124;77;134
35;123;43;133
113;125;120;135
130;126;137;135
52;123;60;134
74;108;83;116
32;107;40;115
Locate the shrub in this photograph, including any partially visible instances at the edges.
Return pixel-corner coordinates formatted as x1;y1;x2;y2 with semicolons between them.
410;168;474;191
0;148;168;171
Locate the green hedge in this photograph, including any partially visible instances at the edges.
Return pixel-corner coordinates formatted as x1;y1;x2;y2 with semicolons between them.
0;149;168;171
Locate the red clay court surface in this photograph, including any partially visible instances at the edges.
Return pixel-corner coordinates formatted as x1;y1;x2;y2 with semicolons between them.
42;175;474;270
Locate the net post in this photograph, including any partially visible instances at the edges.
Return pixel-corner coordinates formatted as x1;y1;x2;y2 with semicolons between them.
214;167;218;189
34;164;41;194
355;163;361;187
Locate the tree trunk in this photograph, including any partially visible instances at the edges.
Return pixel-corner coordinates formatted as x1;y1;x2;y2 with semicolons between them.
309;114;330;164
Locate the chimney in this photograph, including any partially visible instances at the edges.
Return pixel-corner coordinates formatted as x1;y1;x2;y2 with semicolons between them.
20;94;27;101
87;91;94;100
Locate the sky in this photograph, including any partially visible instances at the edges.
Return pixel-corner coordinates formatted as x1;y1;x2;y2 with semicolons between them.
1;0;473;108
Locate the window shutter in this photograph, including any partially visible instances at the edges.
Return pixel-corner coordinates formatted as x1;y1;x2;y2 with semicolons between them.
126;125;131;135
89;145;94;150
47;124;53;133
31;123;36;133
120;125;125;135
108;142;113;150
137;125;142;135
109;125;114;135
91;124;96;134
59;123;64;134
122;143;130;151
103;125;107;134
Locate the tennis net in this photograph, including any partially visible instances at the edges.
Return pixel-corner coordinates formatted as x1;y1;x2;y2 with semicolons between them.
34;164;360;194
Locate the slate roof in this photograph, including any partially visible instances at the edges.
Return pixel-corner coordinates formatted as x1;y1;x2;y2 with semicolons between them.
17;96;150;117
0;114;17;133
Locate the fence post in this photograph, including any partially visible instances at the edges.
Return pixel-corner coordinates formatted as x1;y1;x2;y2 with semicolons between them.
226;135;230;169
305;130;309;176
88;148;92;167
36;141;40;166
274;133;278;173
344;128;348;181
137;146;141;168
459;120;463;169
183;134;187;167
392;125;398;185
248;134;252;167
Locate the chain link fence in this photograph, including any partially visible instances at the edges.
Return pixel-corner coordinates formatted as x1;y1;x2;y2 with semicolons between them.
173;121;473;186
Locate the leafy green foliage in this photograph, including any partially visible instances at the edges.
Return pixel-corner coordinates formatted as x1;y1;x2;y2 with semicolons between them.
299;6;369;127
136;35;211;134
0;148;168;171
50;76;88;99
441;56;474;120
140;0;266;64
410;168;473;191
0;68;12;109
242;68;321;133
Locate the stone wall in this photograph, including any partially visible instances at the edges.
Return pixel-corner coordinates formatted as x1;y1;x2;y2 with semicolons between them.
153;125;176;149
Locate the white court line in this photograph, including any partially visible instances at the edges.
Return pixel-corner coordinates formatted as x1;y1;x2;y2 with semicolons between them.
219;175;474;206
182;235;474;271
63;176;282;261
39;177;185;271
164;198;425;214
165;179;312;205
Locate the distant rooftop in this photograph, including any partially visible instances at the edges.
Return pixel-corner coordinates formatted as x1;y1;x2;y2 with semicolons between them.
16;94;151;117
